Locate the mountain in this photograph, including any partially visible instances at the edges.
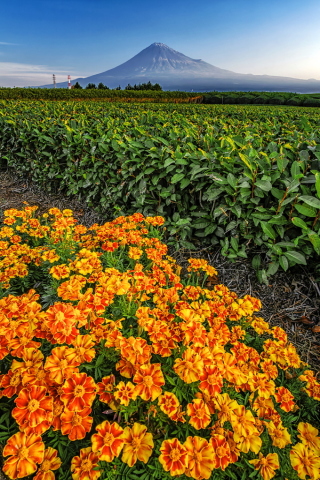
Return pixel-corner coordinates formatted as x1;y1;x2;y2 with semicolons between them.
37;43;320;93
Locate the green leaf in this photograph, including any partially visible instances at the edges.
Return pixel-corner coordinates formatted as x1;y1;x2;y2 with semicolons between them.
225;220;237;232
279;255;289;271
230;237;239;251
277;157;289;172
260;221;277;240
267;262;279;275
180;178;190;189
255;179;272;191
308;232;320;254
271;187;284;199
294;203;317;217
292;217;309;230
315;172;320;198
286;179;300;193
252;255;261;270
171;173;185;184
284;250;307;265
227;173;237;189
300;195;320;209
164;158;174;168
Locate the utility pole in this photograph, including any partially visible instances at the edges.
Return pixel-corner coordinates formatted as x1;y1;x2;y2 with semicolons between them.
68;75;71;89
53;74;56;88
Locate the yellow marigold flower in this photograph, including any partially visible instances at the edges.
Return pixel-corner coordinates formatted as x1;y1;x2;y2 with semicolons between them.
122;423;153;467
248;373;276;399
113;381;137;406
145;216;165;226
249;453;280;480
213;393;238;425
159;438;187;477
290;442;320;480
266;421;291;449
297;423;320;455
158;391;180;418
187;399;211;430
49;264;71;280
234;432;262;454
230;406;257;437
184;436;215;480
173;348;204;384
128;246;143;260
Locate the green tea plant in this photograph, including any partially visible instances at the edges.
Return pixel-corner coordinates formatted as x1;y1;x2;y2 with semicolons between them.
0;101;320;281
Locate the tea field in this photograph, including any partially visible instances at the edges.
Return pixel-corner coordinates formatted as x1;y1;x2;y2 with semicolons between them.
0;101;320;282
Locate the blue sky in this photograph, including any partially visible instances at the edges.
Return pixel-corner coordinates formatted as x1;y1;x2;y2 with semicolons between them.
1;0;320;87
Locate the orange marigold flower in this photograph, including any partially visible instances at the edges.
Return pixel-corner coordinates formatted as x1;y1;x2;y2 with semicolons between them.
297;422;320;455
250;452;280;480
51;398;65;431
71;447;101;480
33;447;62;480
119;336;152;367
184;436;214;480
12;386;53;429
260;360;278;380
57;275;87;301
49;264;71;280
115;358;136;379
187;399;211;430
233;432;262;454
133;363;165;401
61;372;96;412
101;241;119;252
122;423;154;467
1;369;23;398
173;348;204;384
45;302;79;345
158;391;180;418
210;434;232;471
159;438;187;477
44;346;80;385
96;375;116;405
3;432;45;479
251;396;275;419
128;247;143;260
145;216;165;226
113;381;137;406
213;393;238;425
199;365;223;397
266;421;291;449
61;407;93;441
91;420;124;462
182;320;207;347
230;406;257;437
290;442;320;480
274;386;296;412
69;335;96;364
247;373;275;399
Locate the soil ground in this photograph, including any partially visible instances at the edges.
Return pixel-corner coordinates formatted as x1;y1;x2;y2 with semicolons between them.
0;169;319;376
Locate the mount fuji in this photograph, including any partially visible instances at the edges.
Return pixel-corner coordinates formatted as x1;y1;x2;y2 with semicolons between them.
37;42;320;93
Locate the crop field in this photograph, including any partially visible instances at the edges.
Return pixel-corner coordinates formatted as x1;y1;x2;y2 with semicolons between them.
0;101;320;281
0;101;320;480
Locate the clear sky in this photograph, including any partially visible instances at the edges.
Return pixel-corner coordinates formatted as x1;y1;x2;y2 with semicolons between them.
1;0;320;87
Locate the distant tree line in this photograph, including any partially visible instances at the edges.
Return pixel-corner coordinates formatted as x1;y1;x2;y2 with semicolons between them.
72;81;162;91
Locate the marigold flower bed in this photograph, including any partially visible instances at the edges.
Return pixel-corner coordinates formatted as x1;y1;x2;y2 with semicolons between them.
0;206;319;480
